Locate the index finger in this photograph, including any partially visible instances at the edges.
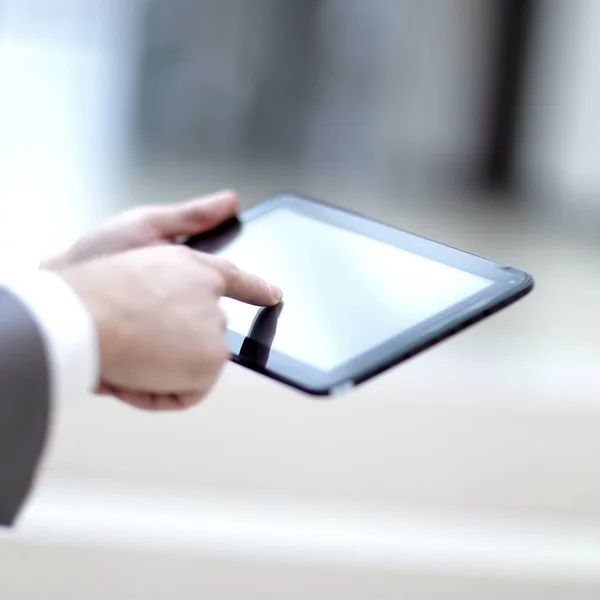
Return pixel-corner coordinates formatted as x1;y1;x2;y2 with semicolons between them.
199;254;283;306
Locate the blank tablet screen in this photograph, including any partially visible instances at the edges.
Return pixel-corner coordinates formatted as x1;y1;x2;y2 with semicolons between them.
216;208;493;371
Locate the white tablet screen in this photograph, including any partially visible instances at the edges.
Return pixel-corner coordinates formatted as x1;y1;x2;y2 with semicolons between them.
216;208;492;371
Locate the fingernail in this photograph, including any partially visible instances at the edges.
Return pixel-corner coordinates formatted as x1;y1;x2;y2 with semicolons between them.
269;284;283;303
189;190;236;207
208;189;237;202
198;191;229;205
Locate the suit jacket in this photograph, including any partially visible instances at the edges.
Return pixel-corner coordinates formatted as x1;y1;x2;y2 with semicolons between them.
0;286;50;526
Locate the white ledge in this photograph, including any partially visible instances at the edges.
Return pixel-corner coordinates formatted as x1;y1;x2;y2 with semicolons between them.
5;477;600;585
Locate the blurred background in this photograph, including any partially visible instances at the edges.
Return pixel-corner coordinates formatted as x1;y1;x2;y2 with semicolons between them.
1;0;600;598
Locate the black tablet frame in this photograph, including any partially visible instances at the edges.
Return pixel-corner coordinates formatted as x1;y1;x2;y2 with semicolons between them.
188;193;534;396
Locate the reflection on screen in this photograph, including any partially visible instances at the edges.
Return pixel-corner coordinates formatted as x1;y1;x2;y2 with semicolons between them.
215;208;492;371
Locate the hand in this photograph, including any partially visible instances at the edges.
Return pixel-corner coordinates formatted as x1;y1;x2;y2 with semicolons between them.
58;245;282;411
44;189;262;408
43;190;240;269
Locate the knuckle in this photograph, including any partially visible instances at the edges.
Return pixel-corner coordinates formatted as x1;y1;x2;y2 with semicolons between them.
224;259;239;277
192;210;211;230
217;258;239;281
205;269;226;295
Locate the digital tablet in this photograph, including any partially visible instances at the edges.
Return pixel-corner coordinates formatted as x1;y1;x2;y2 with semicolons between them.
186;194;534;396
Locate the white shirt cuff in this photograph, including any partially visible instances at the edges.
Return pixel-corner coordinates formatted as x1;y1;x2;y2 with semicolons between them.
2;270;99;405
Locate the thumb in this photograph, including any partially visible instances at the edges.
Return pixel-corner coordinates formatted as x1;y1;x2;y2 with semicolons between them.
149;190;238;239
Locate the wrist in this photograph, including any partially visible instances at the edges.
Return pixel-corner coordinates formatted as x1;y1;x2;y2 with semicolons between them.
5;269;100;400
55;265;118;376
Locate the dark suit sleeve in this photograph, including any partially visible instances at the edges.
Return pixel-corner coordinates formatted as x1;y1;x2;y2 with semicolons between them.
0;286;51;526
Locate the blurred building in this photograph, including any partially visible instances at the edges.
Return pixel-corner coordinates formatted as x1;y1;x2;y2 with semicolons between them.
135;0;498;189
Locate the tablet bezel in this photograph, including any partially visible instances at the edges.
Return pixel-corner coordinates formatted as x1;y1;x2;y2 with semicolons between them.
190;193;534;396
